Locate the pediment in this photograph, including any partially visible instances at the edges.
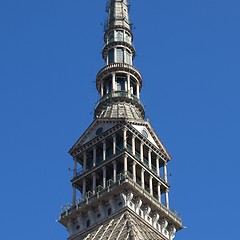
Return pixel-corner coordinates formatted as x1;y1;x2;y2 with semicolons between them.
128;120;171;160
69;119;118;155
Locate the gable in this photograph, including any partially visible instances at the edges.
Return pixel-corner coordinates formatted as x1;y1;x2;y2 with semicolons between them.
69;119;118;154
132;124;158;147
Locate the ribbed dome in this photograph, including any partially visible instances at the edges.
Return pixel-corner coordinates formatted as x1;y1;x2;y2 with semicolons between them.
95;101;144;120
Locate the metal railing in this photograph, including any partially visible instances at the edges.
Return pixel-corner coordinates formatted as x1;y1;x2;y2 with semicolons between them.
60;171;181;223
95;90;142;110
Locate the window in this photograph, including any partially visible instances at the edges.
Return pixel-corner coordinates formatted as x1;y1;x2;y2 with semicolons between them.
108;49;114;64
116;76;126;91
116;48;124;63
108;32;114;43
116;31;123;41
108;208;112;216
125;33;131;44
125;50;131;64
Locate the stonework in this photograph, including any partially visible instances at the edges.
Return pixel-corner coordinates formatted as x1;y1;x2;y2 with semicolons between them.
59;1;183;239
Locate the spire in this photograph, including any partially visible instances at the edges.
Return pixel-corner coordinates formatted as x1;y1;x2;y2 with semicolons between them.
106;0;131;31
94;0;144;120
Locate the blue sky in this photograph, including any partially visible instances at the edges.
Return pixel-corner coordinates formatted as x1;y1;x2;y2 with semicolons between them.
0;0;240;239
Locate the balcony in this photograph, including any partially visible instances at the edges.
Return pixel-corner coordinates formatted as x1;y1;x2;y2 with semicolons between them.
95;91;144;111
96;63;142;88
60;171;182;225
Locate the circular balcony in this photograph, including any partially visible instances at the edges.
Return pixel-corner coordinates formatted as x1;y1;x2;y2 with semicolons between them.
96;63;142;91
102;41;135;61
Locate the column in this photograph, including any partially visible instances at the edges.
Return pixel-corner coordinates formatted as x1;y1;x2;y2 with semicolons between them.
113;134;116;154
140;142;144;162
136;83;140;98
141;168;145;189
156;157;160;177
164;162;168;182
102;166;106;188
83;151;87;172
165;189;170;209
132;161;136;182
113;160;117;182
82;178;86;201
149;175;153;196
148;149;152;170
157;182;161;203
127;74;131;93
72;157;77;205
103;140;106;161
92;173;96;194
132;135;135;156
93;146;96;167
123;128;127;149
101;82;104;97
124;155;128;175
112;72;116;91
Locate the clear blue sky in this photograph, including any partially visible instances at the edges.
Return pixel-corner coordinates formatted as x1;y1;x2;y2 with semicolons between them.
0;0;239;239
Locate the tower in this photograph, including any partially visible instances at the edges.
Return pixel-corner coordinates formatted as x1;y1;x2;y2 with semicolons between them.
59;1;183;239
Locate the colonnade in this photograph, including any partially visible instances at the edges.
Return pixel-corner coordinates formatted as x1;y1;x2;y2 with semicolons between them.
74;128;170;209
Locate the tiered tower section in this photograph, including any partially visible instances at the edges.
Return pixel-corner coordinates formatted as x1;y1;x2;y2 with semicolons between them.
95;0;144;119
59;1;183;239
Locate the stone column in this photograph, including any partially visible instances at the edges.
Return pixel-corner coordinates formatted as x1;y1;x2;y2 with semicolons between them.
132;135;136;156
93;146;96;167
127;74;131;93
156;157;160;177
123;128;127;149
103;140;106;161
158;182;161;203
82;178;86;201
113;160;117;182
124;155;128;175
113;134;116;154
141;168;145;189
140;142;144;162
132;161;136;182
72;157;77;205
165;189;170;209
164;162;168;182
148;149;152;170
83;151;87;172
149;175;153;196
112;72;116;91
102;166;106;188
100;82;104;97
92;173;96;194
136;83;140;98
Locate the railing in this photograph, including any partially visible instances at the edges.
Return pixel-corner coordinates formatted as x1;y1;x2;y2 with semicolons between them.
60;171;181;223
95;91;143;110
96;63;142;81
